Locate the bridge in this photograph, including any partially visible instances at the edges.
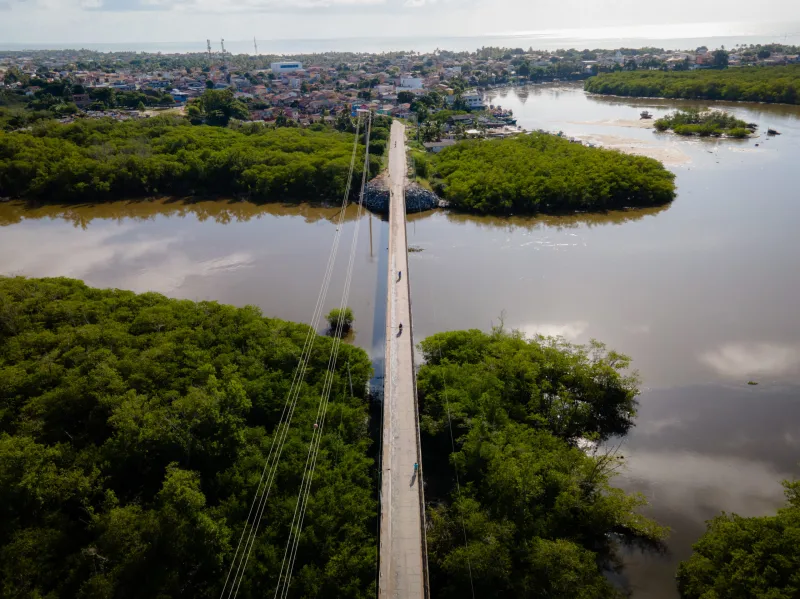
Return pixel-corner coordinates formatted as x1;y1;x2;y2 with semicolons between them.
219;116;430;599
379;121;430;599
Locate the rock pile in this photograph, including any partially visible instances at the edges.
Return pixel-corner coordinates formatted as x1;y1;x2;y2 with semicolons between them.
362;175;390;213
361;174;440;214
404;184;440;213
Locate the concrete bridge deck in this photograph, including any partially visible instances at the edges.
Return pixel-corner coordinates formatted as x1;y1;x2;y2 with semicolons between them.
379;120;428;599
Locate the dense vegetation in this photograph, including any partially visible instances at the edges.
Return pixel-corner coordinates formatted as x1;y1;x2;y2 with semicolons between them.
0;116;379;203
585;66;800;104
0;276;376;598
417;328;667;598
430;133;676;214
654;109;751;137
677;478;800;598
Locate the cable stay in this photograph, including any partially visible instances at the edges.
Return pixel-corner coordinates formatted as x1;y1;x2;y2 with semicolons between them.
220;113;364;599
273;111;373;598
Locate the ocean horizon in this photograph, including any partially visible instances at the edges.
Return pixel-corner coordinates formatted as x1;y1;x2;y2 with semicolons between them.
3;21;800;55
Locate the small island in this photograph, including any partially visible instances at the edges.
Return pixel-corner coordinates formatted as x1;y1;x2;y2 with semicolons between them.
427;132;676;215
654;109;752;137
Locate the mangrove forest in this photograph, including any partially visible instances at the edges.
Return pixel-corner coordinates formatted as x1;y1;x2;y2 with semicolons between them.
0;276;376;599
429;132;676;214
584;66;800;104
0;116;381;204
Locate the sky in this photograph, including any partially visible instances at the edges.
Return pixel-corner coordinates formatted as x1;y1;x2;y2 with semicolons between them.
1;0;799;47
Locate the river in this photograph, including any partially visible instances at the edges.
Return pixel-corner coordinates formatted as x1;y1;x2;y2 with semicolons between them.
2;84;799;597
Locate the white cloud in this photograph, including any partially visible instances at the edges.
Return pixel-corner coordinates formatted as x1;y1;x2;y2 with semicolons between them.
699;343;800;378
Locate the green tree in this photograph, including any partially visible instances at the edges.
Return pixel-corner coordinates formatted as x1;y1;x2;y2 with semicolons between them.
137;101;146;112
397;90;415;104
677;479;800;599
205;79;215;89
88;86;116;108
196;88;248;126
326;307;354;336
713;49;730;68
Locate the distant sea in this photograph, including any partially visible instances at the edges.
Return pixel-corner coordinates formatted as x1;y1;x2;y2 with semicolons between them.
3;22;800;55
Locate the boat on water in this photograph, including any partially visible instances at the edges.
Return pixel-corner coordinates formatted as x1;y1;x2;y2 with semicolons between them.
640;111;653;119
767;128;781;135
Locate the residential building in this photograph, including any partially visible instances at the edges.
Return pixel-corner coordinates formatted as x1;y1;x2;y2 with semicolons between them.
271;61;304;74
398;77;423;89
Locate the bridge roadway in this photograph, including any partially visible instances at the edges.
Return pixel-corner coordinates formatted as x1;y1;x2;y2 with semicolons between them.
379;120;428;599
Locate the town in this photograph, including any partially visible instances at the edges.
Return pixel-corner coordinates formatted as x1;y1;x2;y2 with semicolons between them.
1;43;799;146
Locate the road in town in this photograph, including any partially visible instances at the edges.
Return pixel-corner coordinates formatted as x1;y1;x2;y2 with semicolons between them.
378;120;427;599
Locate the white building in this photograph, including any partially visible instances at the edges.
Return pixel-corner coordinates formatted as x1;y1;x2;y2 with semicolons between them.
398;77;423;89
463;92;484;109
271;61;304;74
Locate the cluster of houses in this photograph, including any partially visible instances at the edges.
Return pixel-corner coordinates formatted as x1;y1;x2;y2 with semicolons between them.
580;48;800;72
0;52;492;125
1;44;798;126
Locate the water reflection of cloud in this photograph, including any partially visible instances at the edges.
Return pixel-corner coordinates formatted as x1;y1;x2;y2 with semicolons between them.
625;324;651;334
0;222;253;295
0;224;177;280
120;252;254;293
700;343;800;378
621;451;790;522
519;320;588;340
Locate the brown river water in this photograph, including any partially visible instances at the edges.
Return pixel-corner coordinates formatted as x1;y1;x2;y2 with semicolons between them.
2;83;799;597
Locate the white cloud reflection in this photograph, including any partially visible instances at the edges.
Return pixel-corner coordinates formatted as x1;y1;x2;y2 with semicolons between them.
519;320;588;340
700;343;800;378
0;223;253;295
622;451;790;522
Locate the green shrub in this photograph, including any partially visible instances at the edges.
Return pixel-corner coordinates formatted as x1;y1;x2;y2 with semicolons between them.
326;307;354;335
